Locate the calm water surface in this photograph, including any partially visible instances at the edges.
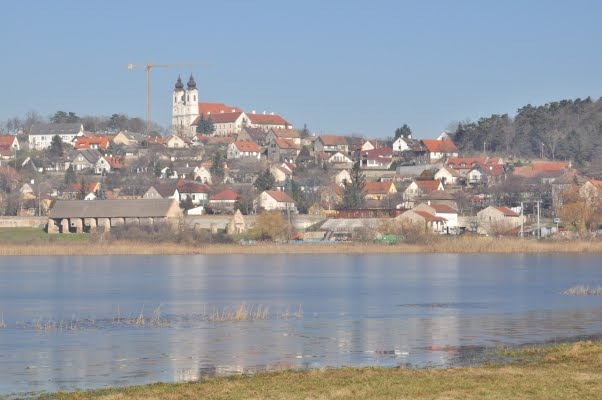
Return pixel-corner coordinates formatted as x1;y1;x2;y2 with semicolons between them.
1;253;602;395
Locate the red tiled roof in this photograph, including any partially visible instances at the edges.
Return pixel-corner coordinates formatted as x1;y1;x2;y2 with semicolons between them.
264;190;294;203
74;136;110;149
413;210;448;222
415;180;443;193
273;138;300;150
198;102;241;115
104;156;123;169
482;164;505;176
447;157;487;168
421;139;458;153
233;141;261;153
146;136;166;144
363;181;395;194
247;113;290;126
177;180;209;194
194;111;243;125
495;207;519;217
0;135;17;146
210;189;239;201
362;147;393;161
319;135;348;146
531;161;571;172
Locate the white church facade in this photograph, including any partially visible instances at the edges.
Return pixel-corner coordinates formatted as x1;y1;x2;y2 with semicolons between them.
171;75;292;138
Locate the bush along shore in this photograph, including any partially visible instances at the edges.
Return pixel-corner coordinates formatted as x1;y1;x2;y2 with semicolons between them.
38;341;602;400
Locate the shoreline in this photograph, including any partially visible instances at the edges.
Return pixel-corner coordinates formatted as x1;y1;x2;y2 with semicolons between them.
35;340;602;400
1;237;602;256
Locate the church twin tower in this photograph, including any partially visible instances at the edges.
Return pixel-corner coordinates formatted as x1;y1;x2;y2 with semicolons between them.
171;75;198;137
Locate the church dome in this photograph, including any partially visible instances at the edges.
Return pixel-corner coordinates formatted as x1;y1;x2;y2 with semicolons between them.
174;76;184;90
187;74;197;90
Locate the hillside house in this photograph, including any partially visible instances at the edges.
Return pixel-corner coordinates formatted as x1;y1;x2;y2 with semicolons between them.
267;138;300;162
402;180;444;208
421;139;458;163
314;135;349;154
29;123;84;150
227;141;262;160
363;181;397;201
246;112;292;132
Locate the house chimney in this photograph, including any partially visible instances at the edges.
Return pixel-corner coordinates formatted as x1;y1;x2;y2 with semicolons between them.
252;110;256;114
263;111;266;115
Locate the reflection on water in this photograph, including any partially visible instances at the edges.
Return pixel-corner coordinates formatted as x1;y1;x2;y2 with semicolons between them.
1;253;602;395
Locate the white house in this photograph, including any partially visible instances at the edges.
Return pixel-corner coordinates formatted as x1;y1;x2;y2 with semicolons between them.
413;203;459;234
434;165;461;185
254;190;297;212
392;136;411;152
166;135;189;149
28;123;84;150
476;206;523;235
193;165;212;184
314;135;349;154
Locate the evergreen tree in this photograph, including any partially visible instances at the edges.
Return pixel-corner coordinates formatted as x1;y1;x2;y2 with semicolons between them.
78;178;87;200
196;115;215;135
153;163;162;178
48;134;64;158
64;165;76;185
394;124;412;140
254;168;276;192
341;161;366;209
210;151;225;183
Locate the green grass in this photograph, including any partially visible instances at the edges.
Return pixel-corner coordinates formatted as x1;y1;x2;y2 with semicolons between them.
34;341;602;400
0;228;88;244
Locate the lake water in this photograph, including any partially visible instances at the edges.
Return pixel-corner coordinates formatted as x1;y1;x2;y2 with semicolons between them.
1;253;602;395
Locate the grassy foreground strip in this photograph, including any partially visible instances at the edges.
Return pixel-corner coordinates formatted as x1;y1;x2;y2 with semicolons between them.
40;341;602;400
2;236;602;256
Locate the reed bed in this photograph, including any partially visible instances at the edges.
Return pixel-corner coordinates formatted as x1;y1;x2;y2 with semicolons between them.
2;237;602;256
562;285;602;296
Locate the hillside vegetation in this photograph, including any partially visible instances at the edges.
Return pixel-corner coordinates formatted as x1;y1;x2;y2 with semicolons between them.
454;97;602;175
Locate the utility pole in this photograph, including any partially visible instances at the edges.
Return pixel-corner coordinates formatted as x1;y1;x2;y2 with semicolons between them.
536;200;541;239
520;201;525;238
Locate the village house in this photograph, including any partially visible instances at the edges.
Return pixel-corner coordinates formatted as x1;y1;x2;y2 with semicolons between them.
313;135;349;154
392;136;412;152
143;182;179;201
0;135;20;151
254;190;297;212
413;203;459;234
208;189;239;213
236;127;268;146
165;135;189;149
29;123;84;150
512;161;573;183
227;141;262;160
62;181;102;200
434;165;462;185
578;179;602;202
476;206;523;235
267;138;300;162
270;164;293;183
396;209;448;234
177;180;209;206
363;181;397;201
361;147;393;169
265;128;301;146
70;149;103;172
401;180;444;208
334;169;351;186
193;164;212;184
95;156;124;174
421;139;459;163
111;131;145;147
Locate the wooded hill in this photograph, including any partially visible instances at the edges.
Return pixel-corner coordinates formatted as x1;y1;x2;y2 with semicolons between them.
453;97;602;173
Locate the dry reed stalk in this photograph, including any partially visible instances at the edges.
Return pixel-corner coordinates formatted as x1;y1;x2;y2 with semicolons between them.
563;285;602;295
0;312;6;329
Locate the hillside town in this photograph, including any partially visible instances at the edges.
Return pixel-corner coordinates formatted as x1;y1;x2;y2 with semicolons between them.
1;75;601;242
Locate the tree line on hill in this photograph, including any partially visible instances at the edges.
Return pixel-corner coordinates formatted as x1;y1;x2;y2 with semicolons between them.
452;97;602;173
1;111;163;135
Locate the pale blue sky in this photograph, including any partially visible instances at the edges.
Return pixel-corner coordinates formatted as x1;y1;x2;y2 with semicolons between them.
1;0;601;138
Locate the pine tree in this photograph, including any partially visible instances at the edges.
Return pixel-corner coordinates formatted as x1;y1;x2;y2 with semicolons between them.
254;168;276;192
64;165;76;185
210;151;225;183
341;161;366;209
48;134;64;158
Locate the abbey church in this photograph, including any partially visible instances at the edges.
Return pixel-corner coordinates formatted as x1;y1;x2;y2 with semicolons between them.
171;75;292;138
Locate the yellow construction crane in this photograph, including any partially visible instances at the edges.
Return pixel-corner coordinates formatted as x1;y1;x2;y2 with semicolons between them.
127;63;175;133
